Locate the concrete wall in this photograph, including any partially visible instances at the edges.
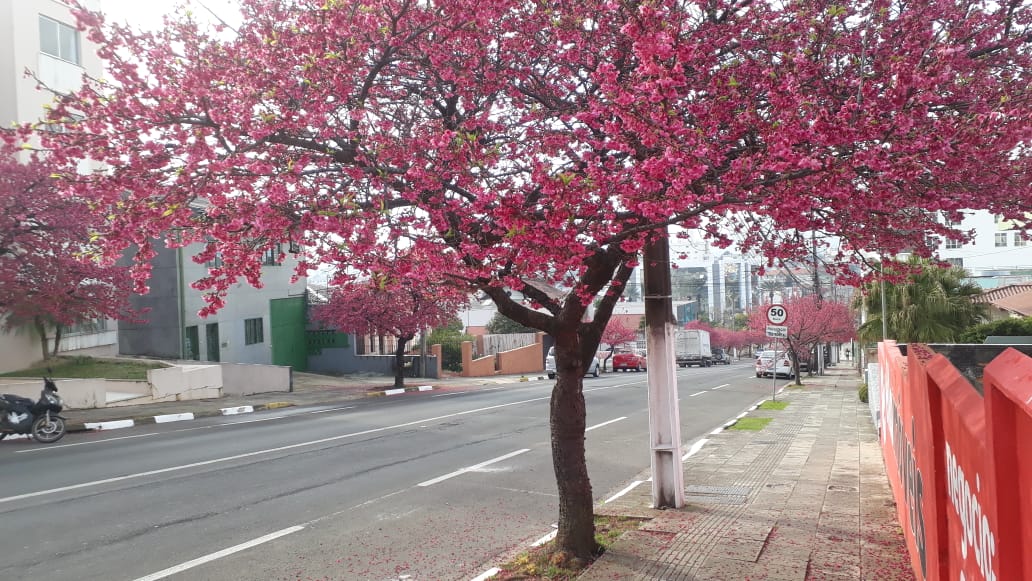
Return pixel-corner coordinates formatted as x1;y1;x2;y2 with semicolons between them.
308;335;439;379
461;341;497;377
222;363;291;395
149;365;222;398
495;333;545;375
120;243;182;358
0;378;109;410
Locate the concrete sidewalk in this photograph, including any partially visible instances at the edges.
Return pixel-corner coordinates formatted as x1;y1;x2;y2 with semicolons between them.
584;367;914;581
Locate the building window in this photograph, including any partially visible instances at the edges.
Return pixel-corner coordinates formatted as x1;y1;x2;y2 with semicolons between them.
1015;233;1027;247
244;318;264;345
262;243;282;266
946;258;964;268
39;16;80;65
65;318;108;336
995;233;1008;247
206;253;223;268
945;239;962;250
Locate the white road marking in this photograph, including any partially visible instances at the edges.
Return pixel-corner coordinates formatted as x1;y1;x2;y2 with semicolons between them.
3;383;627;498
470;568;501;581
689;391;706;397
710;384;729;390
153;413;195;424
83;419;135;430
682;438;709;460
131;526;304;581
604;480;644;503
220;406;254;415
418;449;530;487
585;417;626;432
531;530;558;547
307;406;355;414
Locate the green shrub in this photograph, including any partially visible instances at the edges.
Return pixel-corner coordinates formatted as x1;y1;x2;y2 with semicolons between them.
958;316;1032;344
858;383;869;403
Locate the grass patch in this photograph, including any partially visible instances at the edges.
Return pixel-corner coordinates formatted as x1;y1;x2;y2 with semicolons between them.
729;417;773;431
492;515;644;580
758;400;788;410
0;356;167;380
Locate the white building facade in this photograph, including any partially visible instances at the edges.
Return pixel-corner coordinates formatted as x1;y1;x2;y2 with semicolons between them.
938;210;1032;287
0;0;115;372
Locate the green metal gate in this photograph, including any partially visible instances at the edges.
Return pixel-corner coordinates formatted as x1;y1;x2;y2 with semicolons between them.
270;296;307;371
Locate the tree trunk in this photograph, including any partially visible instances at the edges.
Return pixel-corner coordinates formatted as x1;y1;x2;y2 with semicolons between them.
51;324;63;358
34;317;51;361
393;334;412;389
550;339;597;560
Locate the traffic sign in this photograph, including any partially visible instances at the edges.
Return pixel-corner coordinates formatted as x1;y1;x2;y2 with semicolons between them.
766;304;787;325
765;325;788;338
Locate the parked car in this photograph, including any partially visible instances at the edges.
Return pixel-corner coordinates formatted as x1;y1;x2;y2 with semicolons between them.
612;350;647;372
755;350;795;378
545;347;601;379
712;348;731;365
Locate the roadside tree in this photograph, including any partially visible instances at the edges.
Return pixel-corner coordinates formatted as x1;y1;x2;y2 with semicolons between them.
313;275;466;389
0;142;137;360
485;313;536;335
856;257;988;343
44;0;1029;560
600;318;640;370
749;296;856;384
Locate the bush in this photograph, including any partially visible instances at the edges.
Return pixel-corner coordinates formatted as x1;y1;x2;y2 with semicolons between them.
427;318;474;372
958;317;1032;344
858;383;869;403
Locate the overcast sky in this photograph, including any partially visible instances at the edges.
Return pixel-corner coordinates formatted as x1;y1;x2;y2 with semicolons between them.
98;0;240;31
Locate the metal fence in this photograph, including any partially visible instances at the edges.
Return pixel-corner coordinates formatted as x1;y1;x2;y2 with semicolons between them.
481;333;538;356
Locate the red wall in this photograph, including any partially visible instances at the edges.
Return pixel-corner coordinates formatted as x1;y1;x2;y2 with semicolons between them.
879;342;1032;581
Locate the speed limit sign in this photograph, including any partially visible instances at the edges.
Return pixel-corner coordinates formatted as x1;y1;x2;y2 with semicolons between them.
766;304;787;325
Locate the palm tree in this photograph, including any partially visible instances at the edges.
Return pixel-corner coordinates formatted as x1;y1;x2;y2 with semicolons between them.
855;257;987;343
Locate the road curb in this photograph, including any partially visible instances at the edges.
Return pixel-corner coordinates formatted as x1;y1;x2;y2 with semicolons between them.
68;401;298;433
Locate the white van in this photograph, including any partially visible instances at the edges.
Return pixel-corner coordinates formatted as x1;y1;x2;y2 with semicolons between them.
545;346;601;380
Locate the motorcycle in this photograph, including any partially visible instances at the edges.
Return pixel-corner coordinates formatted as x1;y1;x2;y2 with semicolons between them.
0;376;66;443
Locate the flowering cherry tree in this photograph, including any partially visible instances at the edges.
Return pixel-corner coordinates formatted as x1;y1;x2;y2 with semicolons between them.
749;296;856;383
41;0;1029;559
599;318;640;369
313;275;467;388
0;141;138;360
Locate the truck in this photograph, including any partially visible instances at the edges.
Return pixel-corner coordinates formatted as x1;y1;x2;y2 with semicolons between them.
675;329;713;367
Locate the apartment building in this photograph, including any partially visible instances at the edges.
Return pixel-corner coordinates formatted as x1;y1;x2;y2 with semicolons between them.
0;0;115;372
939;210;1032;287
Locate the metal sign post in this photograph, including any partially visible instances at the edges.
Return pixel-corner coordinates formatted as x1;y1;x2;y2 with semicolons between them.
764;305;788;402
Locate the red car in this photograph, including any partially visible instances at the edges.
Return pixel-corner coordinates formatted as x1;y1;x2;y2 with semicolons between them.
612;350;647;372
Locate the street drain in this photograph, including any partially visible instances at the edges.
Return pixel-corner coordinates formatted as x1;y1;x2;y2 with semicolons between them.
828;485;859;492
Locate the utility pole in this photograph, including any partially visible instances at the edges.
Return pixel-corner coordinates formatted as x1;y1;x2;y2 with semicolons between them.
643;231;685;509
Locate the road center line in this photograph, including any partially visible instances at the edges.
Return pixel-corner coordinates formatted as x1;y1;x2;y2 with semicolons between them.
131;526;304;581
710;384;729;390
1;393;561;503
689;391;706;397
585;417;626;432
418;449;530;487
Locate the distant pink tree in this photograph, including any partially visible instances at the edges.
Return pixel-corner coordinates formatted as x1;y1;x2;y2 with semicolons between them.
0;141;138;360
314;276;467;388
599;318;640;369
749;296;856;383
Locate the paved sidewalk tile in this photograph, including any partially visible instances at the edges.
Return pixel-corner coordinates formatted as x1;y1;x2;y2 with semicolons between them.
582;369;915;581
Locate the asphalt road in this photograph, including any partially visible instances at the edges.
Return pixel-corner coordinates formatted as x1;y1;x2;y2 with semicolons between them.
0;363;775;581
